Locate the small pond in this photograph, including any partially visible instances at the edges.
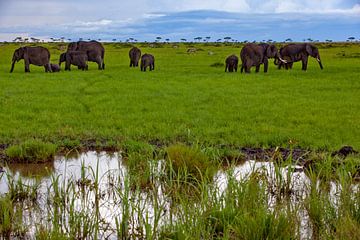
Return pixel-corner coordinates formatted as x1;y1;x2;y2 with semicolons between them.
0;151;357;239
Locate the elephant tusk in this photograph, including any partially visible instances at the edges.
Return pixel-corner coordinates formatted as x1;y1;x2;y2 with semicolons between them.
279;57;287;64
316;58;321;62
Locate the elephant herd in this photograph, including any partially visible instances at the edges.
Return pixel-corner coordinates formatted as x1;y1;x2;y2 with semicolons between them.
226;43;323;73
9;41;322;74
10;40;105;73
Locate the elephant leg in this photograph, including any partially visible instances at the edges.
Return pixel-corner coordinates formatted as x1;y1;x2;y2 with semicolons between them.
302;57;308;71
46;63;52;72
130;61;133;67
263;58;268;73
255;65;260;73
245;64;251;73
65;61;71;71
241;65;244;73
235;66;237;72
24;60;30;72
96;56;103;70
225;65;228;72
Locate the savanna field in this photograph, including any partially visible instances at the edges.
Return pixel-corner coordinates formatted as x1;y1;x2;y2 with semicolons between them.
1;42;360;239
0;42;359;150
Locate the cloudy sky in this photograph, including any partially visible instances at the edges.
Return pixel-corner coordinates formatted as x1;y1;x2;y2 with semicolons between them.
0;0;359;42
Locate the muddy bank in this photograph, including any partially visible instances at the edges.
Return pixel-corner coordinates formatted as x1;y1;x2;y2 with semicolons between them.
0;139;358;165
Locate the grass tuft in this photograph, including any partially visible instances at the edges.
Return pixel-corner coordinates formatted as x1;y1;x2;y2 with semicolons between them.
5;140;56;163
166;144;216;183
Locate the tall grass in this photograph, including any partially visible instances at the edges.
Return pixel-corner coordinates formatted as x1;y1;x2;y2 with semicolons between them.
0;149;359;238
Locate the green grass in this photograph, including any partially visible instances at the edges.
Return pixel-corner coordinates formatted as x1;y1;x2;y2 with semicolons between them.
5;139;56;163
0;42;359;152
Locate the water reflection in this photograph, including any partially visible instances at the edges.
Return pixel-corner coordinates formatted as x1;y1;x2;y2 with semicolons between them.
0;152;357;239
7;162;55;178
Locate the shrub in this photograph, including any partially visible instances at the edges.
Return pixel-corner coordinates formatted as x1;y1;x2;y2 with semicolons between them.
5;140;56;163
166;144;216;183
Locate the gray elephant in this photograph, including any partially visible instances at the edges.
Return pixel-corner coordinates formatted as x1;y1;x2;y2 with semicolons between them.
141;54;155;71
50;63;60;72
129;47;141;67
59;51;88;71
274;43;323;70
240;43;287;73
225;55;239;72
10;46;51;73
67;41;104;70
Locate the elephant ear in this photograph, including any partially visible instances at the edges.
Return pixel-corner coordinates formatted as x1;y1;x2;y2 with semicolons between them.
22;47;28;61
305;44;313;56
67;42;77;51
266;45;276;58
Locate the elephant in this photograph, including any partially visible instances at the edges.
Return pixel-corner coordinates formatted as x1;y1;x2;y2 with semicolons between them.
225;54;239;72
59;51;88;71
141;54;155;71
10;46;51;73
67;40;104;70
129;47;141;67
274;43;323;70
240;43;287;73
50;63;60;72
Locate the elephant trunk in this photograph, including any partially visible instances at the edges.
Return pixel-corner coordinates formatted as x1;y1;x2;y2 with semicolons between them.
275;52;287;64
10;60;16;73
274;58;279;65
316;56;323;70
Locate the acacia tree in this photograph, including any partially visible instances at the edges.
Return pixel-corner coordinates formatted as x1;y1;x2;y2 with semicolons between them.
224;36;231;42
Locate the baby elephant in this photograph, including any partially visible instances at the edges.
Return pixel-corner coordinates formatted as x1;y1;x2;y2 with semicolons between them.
141;54;155;72
50;63;60;72
59;51;88;71
225;55;239;72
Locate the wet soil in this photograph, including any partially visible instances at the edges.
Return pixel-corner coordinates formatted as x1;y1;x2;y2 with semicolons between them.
0;140;358;167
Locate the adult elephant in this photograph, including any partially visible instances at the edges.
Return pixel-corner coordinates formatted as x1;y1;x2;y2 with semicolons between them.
10;46;51;73
274;43;323;71
141;54;155;72
225;54;238;72
129;47;141;67
59;51;88;71
67;40;104;70
240;43;287;73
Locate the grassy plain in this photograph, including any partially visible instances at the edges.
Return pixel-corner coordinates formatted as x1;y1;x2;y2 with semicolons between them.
0;42;359;152
0;41;360;238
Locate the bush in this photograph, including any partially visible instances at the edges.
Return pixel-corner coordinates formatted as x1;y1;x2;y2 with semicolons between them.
166;144;216;182
5;140;56;163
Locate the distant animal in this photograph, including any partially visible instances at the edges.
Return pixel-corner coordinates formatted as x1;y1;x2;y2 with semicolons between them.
141;54;155;71
10;46;51;73
59;51;88;71
67;40;104;70
187;48;197;54
129;47;141;67
240;43;287;73
50;63;60;72
225;55;239;72
274;43;323;70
